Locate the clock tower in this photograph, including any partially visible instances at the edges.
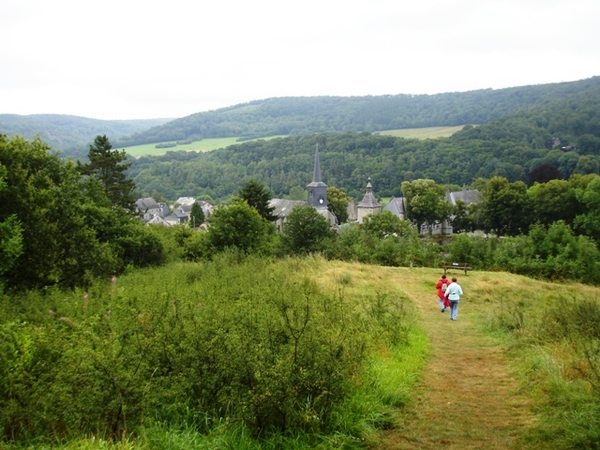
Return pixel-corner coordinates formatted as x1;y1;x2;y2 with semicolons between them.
306;144;327;209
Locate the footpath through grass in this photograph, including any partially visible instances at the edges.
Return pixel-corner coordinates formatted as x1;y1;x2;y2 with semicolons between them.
370;268;537;449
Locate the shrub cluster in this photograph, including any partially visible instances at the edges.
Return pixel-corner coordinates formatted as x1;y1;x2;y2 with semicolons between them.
0;255;411;443
447;221;600;284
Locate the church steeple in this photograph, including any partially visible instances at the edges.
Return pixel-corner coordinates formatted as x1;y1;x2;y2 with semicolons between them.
306;144;327;209
313;144;323;183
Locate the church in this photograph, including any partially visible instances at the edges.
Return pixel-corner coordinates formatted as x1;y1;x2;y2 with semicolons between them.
269;145;338;231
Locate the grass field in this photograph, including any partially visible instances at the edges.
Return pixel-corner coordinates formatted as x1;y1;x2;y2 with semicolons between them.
123;127;466;157
123;136;285;157
378;125;467;139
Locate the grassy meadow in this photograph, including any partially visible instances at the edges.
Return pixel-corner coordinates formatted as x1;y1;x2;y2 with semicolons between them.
122;127;465;157
122;136;286;157
378;126;466;139
1;257;599;449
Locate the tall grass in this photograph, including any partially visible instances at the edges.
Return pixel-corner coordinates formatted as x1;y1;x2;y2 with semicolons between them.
472;275;600;449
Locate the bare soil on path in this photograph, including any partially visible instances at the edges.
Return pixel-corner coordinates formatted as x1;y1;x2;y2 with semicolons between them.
371;268;537;449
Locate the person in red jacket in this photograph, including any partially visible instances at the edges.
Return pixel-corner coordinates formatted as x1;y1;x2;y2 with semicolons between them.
436;274;450;312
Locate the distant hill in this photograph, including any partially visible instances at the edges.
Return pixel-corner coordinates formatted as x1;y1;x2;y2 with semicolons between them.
128;85;600;202
0;114;172;159
2;76;599;162
117;77;600;147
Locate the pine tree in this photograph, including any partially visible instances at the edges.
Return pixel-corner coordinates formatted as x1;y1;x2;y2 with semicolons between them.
236;179;277;222
79;135;136;212
190;202;205;228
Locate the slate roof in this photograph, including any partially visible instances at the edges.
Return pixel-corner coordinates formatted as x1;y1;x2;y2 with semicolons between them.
269;199;307;218
136;197;160;211
146;215;171;226
165;209;189;224
446;189;482;206
383;197;407;218
307;145;327;188
357;178;381;208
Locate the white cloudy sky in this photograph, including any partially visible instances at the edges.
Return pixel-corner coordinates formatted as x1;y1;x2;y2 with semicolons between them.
1;0;599;120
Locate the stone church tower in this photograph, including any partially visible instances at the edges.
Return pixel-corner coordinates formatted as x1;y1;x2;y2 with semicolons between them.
357;177;381;223
306;144;327;210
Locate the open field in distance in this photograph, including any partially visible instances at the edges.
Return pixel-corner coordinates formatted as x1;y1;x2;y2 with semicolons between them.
123;136;286;157
378;125;466;139
123;127;466;157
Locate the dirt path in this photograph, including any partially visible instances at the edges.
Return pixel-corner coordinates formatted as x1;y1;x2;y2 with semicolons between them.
374;269;537;449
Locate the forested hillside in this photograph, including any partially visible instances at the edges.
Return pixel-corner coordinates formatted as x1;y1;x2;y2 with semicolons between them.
0;114;171;159
130;85;600;202
119;77;600;146
2;77;599;162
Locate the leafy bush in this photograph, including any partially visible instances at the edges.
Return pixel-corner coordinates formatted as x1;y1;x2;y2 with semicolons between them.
0;257;415;443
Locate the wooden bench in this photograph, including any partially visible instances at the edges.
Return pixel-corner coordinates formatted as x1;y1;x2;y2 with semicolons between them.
442;262;472;275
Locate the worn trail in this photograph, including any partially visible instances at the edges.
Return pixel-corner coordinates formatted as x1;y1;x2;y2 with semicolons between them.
375;269;536;449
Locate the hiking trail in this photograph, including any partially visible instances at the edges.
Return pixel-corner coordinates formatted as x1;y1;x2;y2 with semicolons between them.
374;268;537;449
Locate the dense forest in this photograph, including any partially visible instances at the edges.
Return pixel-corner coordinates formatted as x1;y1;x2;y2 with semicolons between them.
129;84;600;202
117;76;600;146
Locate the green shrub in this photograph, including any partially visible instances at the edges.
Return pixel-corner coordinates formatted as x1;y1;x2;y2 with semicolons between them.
0;257;416;443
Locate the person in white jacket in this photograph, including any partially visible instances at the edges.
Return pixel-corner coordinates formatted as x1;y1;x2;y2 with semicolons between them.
444;277;463;321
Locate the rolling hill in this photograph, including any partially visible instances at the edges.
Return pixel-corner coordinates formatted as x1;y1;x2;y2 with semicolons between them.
2;76;599;161
116;77;600;147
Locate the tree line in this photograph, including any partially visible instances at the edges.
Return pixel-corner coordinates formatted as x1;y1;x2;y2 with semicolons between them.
128;89;600;203
3;130;600;292
116;77;600;146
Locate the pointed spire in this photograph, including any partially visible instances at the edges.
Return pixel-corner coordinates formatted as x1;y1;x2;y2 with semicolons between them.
313;144;322;183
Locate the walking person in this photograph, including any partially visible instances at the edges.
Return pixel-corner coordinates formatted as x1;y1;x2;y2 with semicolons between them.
444;277;463;321
436;274;450;312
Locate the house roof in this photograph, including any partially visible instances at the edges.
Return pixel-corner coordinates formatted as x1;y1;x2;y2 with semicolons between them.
269;199;307;218
446;189;482;206
136;197;160;211
383;197;407;216
175;197;196;206
164;209;189;223
146;215;171;226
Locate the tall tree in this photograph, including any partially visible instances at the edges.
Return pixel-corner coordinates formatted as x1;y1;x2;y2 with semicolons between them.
527;179;579;226
482;176;532;236
79;135;136;212
573;175;600;241
0;163;22;277
281;206;334;255
326;186;350;224
527;163;563;186
206;199;276;254
0;135;119;288
401;179;449;231
189;202;205;228
236;179;277;222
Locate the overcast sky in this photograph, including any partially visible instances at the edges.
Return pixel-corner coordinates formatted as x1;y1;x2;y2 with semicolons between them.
1;0;599;120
